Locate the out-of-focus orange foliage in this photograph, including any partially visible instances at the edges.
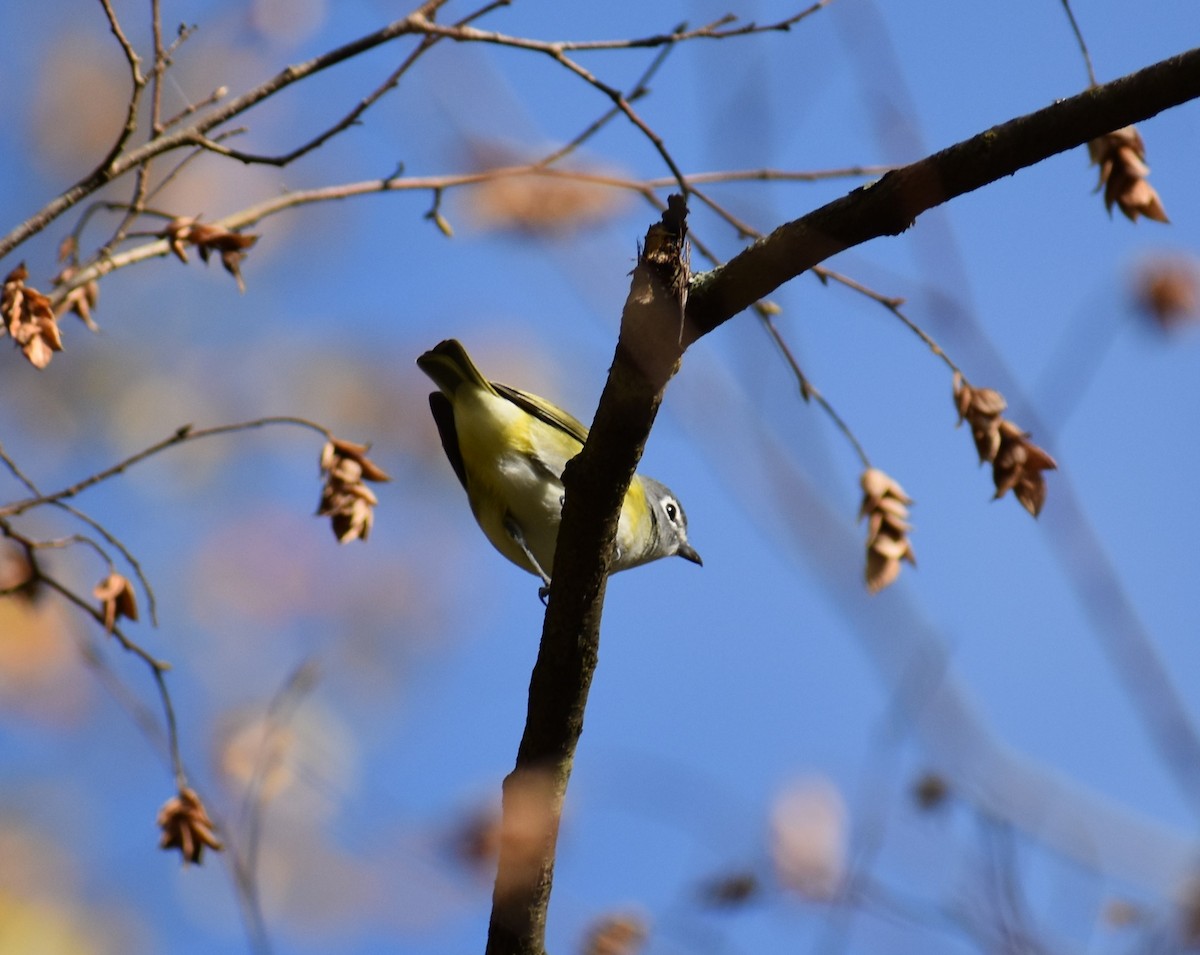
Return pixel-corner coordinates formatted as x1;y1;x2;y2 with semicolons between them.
581;911;648;955
463;143;631;237
769;777;847;902
0;822;142;954
1134;255;1200;330
492;769;560;905
0;547;89;724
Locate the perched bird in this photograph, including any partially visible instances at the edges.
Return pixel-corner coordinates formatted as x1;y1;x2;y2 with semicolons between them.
417;339;701;592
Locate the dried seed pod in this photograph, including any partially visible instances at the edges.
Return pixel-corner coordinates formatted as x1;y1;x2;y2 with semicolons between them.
1088;126;1169;223
859;468;916;593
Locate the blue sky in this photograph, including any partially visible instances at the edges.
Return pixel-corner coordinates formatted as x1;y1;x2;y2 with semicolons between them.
1;1;1199;953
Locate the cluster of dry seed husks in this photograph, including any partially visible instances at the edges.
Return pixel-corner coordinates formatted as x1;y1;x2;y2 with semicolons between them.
157;787;222;865
2;250;102;369
161;216;259;293
1089;125;1169;224
953;373;1057;517
859;468;916;594
2;264;63;369
317;438;390;543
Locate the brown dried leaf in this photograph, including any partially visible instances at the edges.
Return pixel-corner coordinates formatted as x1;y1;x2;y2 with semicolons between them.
57;234;78;263
160;217;260;289
969;417;1003;464
93;571;138;633
220;247;249;293
21;323;63;369
1014;470;1050;517
161;216;196;263
52;264;100;330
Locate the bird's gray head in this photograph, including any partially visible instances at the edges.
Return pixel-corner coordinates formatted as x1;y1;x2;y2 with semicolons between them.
641;476;702;568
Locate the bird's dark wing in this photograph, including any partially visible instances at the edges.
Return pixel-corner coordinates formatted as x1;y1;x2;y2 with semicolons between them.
493;382;590;445
428;392;468;491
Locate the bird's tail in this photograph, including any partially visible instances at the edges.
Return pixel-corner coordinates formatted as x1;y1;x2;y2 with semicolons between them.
416;339;496;397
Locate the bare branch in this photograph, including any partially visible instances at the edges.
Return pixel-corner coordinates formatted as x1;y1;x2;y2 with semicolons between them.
189;0;513;168
1059;0;1098;88
418;5;836;54
0;9;433;258
0;416;332;520
533;24;683;170
683;46;1200;343
485;197;690;955
760;311;873;469
94;0;147;173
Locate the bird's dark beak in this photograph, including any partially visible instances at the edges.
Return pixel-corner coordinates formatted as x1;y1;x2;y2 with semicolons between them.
677;542;703;566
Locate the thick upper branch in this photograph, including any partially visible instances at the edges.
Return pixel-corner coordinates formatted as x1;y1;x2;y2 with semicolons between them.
684;46;1200;343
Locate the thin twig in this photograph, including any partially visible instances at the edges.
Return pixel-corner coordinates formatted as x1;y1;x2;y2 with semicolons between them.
238;662;319;929
534;25;684;171
36;564;187;793
1058;0;1098;88
0;416;332;520
194;0;510;168
50;500;160;626
37;571;168;671
162;85;228;131
0;8;434;258
103;0;168;255
51;162;886;303
95;0;147;173
649;164;896;188
815;266;962;376
420;5;835;55
761;313;872;469
0;440;43;497
654;187;887;469
75;632;170;756
22;530;111;564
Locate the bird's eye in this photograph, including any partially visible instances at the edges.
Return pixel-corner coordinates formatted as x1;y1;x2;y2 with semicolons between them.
664;500;679;522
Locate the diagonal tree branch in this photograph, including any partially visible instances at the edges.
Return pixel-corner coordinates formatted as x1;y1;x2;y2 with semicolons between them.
684;45;1200;343
485;200;689;955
